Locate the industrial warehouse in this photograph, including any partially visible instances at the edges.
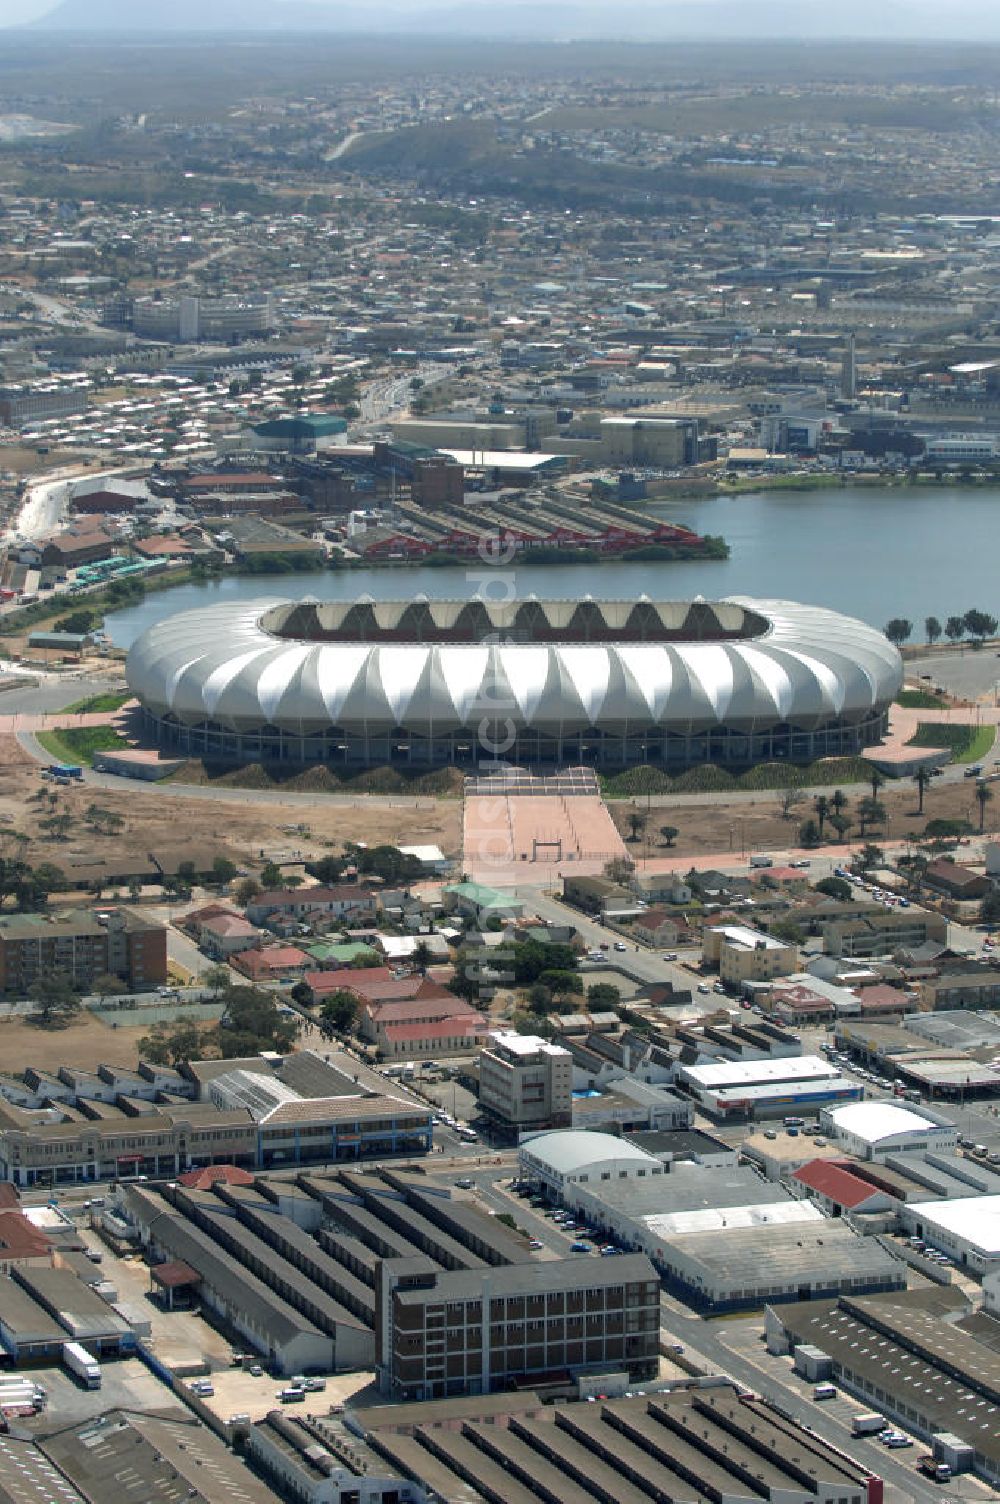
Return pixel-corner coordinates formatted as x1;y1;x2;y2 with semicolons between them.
107;1163;660;1389
125;595;902;770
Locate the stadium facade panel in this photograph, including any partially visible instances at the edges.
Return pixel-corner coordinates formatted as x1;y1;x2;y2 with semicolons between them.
126;596;902;769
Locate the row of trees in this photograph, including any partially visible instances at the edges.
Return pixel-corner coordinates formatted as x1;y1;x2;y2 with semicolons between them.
885;610;998;648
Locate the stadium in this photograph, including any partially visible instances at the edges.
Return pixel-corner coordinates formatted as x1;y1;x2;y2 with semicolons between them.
125;595;902;770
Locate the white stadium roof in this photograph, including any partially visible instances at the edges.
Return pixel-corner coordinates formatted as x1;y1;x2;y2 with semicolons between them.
126;595;902;739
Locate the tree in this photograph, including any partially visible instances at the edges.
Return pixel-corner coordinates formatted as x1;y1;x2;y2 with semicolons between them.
602;856;635;885
527;983;552;1013
28;969;80;1027
868;766;885;803
815;876;852;901
537;969;583;997
320;989;358;1033
964;609;998;643
770;919;805;946
412;939;432;974
945;615;966;647
913;765;931;815
512;940;579;986
813;794;829;839
798;818;821;847
857;797;886;838
218;985;297;1056
202;964;231;997
827;811;852;843
626;809;646;843
212;856;237;888
925;615;942;647
91;971;125;1000
290;980;313;1008
259;862;283;890
306;855;347;885
976;780;993;833
233;876;261;907
853;842;884;873
779;787;805;820
980;890;1000;927
884;618;912;648
659;824;679;848
587;982;621;1008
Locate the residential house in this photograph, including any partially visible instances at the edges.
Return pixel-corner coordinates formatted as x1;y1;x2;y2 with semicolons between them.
229;945;309;982
246;886;378;927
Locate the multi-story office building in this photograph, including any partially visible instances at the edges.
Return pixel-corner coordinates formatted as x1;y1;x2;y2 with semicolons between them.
0;908;167;995
478;1032;573;1130
702;923;798;986
376;1253;660;1400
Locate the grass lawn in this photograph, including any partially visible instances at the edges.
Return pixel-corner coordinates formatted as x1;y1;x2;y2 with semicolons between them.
896;689;946;709
60;692;130;714
36;725;128;766
906;722;995;762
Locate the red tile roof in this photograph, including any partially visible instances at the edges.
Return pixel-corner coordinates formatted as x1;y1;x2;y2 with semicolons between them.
0;1210;50;1260
792;1159;883;1209
177;1164;255;1191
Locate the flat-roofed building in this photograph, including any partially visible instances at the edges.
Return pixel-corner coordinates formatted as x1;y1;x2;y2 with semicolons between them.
479;1033;573;1130
376;1252;660;1401
899;1195;1000;1275
702;923;798;986
678;1054;861;1119
0;907;166;995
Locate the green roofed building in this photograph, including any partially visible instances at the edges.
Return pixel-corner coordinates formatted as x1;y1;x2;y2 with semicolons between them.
251;415;347;454
443;882;524;921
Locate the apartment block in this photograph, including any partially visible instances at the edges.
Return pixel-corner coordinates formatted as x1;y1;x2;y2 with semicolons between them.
0;908;167;995
478;1032;573;1129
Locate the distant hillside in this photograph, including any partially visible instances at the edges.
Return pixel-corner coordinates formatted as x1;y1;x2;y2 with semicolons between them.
27;0;1000;39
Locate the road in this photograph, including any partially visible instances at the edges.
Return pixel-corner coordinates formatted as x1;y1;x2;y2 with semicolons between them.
512;885;713;993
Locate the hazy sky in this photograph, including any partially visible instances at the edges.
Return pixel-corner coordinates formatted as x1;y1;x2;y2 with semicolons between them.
2;0;999;30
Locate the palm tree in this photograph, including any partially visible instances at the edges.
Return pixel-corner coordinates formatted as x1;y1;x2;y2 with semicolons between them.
976;781;993;833
869;766;885;804
813;795;829;839
913;766;931;815
627;809;646;844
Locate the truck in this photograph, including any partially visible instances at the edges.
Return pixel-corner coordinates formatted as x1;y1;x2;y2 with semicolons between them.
851;1412;887;1436
46;763;83;782
749;854;773;868
0;1379;46;1413
63;1341;101;1388
919;1456;952;1482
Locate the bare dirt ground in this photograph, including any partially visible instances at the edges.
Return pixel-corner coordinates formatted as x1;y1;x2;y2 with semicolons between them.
0;736;462;870
3;1009;151;1072
609;777;1000;860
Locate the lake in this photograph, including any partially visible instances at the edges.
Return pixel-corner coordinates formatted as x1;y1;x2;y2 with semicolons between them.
104;482;1000;648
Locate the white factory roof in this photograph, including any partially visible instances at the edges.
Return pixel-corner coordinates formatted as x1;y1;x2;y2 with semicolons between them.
909;1196;1000;1257
682;1055;836;1090
643;1200;823;1238
712;1078;856;1105
519;1129;660;1177
827;1101;941;1143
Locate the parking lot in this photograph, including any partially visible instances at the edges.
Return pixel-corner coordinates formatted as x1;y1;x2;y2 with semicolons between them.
17;1357;181;1432
188;1365;376;1425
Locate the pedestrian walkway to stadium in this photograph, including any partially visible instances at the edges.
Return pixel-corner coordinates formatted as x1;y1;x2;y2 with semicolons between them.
463;766;628;883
